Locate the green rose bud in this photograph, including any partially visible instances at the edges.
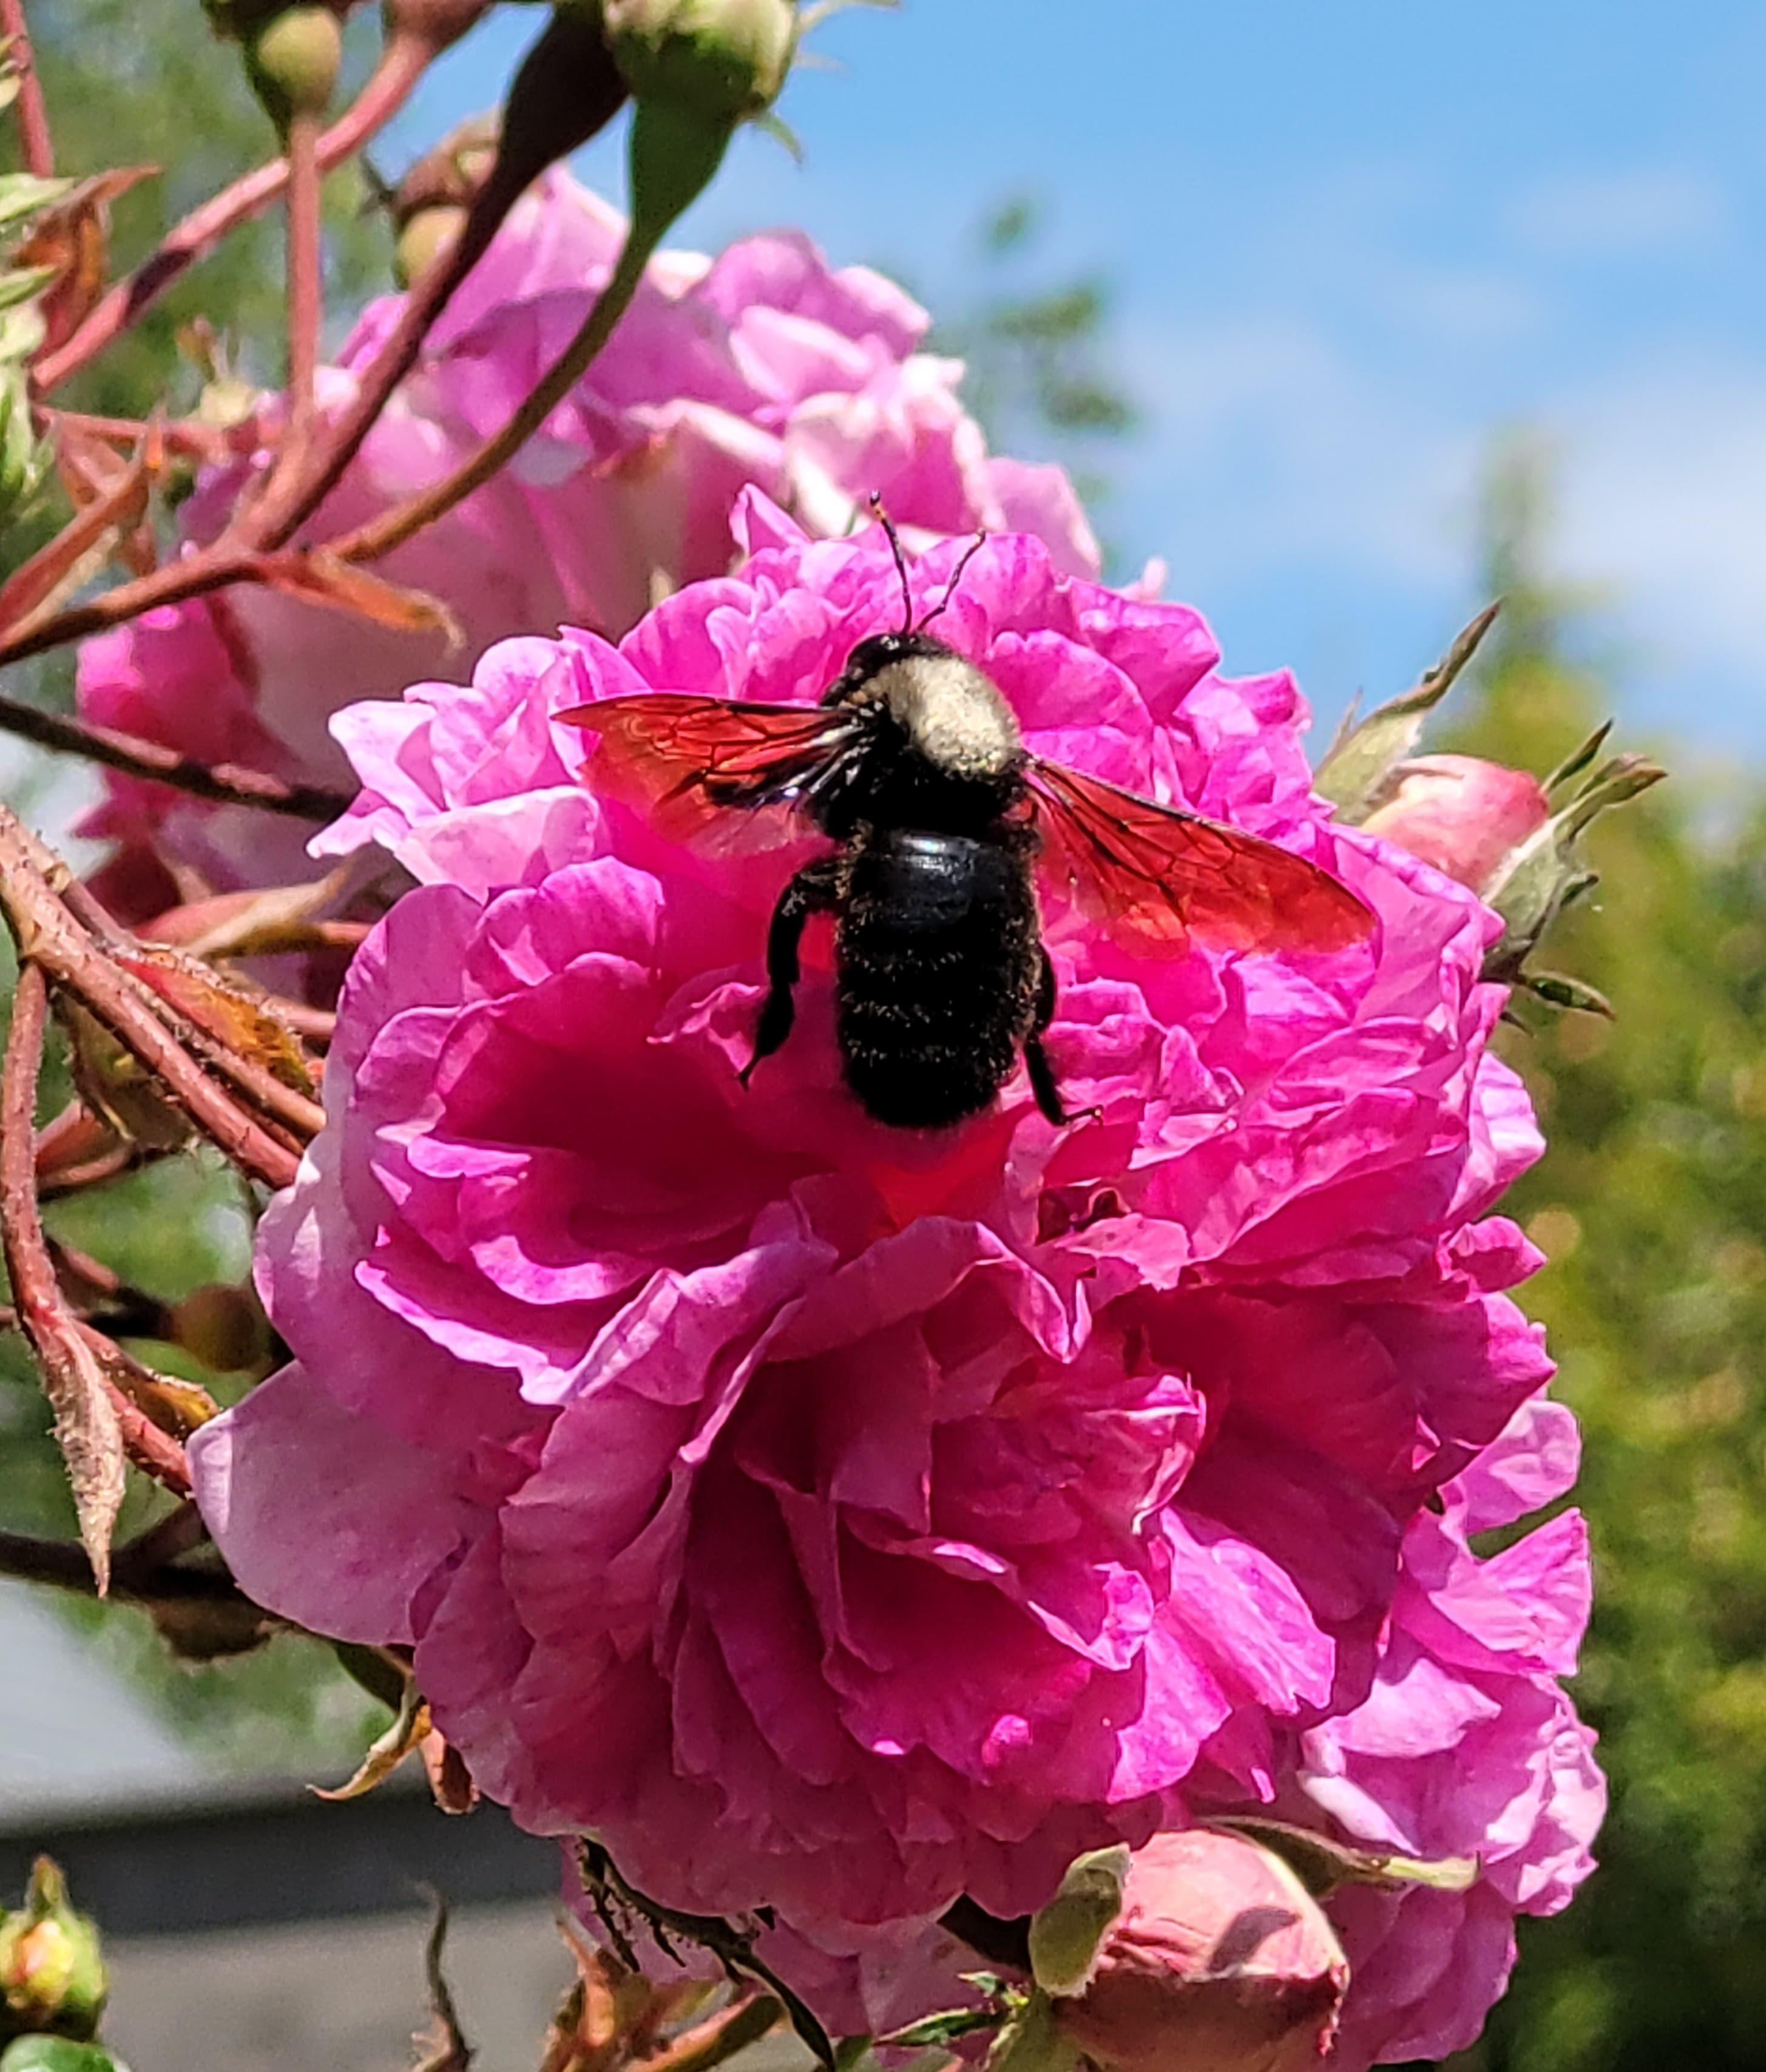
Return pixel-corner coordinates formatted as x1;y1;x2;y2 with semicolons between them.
0;1862;106;2044
604;0;796;123
244;5;344;130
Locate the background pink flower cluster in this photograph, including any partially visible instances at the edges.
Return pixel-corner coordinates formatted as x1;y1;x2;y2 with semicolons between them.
189;496;1601;2062
73;170;1096;917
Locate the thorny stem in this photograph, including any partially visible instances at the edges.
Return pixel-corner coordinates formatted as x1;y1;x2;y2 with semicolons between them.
332;226;661;564
1;0;53;177
1;964;189;1582
245;152;533;550
0;669;356;819
32;32;431;395
0;808;305;1189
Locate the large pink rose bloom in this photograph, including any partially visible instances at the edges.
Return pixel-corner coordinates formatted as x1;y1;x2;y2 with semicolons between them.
74;171;1097;915
1299;1392;1603;2067
189;499;1589;2044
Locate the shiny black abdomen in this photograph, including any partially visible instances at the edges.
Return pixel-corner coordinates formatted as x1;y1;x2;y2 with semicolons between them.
835;825;1042;1129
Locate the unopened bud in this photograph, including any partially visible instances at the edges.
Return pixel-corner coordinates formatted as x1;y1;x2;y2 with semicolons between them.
245;5;344;130
1049;1831;1348;2072
605;0;796;123
1360;753;1551;895
394;206;467;286
394;113;501;222
0;1860;106;2043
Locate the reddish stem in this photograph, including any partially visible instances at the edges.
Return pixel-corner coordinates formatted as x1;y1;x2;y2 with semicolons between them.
245;155;530;550
333;223;658;566
271;109;323;496
0;810;305;1190
1;0;53;177
33;31;430;396
0;640;354;819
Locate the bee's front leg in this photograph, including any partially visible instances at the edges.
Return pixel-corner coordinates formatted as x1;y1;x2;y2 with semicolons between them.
1026;946;1096;1126
740;859;841;1085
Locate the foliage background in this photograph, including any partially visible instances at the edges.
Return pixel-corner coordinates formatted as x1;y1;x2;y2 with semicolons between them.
2;7;1762;2072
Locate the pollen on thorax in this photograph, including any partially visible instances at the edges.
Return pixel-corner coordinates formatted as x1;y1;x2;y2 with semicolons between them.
879;654;1021;779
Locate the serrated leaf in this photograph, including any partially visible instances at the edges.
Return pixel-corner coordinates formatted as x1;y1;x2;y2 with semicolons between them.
1026;1845;1129;1998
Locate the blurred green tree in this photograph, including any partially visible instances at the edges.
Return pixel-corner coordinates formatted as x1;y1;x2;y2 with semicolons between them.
1436;436;1766;2071
929;195;1137;568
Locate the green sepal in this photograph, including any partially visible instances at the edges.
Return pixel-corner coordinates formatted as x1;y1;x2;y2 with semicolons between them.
1207;1816;1479;1900
1314;602;1501;819
1025;1845;1129;1998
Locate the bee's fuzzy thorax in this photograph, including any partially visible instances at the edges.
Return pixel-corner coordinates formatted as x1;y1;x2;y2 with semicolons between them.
876;654;1022;781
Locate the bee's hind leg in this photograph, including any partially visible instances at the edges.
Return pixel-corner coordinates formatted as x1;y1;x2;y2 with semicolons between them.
740;859;841;1086
1024;947;1073;1125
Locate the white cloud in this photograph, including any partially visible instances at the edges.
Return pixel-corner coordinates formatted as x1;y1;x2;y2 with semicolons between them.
1508;167;1730;258
1552;351;1766;705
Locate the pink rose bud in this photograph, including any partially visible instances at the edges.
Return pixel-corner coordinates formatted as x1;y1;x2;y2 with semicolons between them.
1359;753;1551;893
1052;1831;1348;2072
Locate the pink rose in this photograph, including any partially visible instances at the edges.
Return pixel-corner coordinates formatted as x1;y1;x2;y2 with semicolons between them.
189;502;1588;2040
1359;756;1551;895
1299;1394;1604;2065
75;171;1098;915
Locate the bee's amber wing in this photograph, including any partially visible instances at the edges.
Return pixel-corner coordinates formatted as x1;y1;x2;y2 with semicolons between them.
560;693;856;844
1027;757;1375;955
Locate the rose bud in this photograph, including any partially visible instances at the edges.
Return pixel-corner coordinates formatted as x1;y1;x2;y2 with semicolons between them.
0;1858;107;2042
1050;1830;1348;2072
244;5;345;129
392;113;501;285
1360;753;1551;894
604;0;797;123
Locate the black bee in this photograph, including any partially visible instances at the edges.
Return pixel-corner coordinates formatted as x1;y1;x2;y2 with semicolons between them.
563;513;1372;1131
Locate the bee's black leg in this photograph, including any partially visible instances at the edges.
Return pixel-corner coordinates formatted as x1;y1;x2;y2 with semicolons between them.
1024;947;1071;1125
740;861;840;1086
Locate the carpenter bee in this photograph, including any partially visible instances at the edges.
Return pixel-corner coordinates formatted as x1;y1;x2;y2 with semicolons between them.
562;512;1373;1131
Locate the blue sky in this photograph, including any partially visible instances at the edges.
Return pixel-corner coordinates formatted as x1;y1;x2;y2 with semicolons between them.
387;2;1766;763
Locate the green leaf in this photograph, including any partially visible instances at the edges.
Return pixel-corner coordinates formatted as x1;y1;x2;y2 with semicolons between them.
984;1992;1077;2072
0;174;75;234
0;265;59;314
1025;1844;1128;1997
879;2005;1010;2050
1;2042;127;2072
1523;969;1615;1018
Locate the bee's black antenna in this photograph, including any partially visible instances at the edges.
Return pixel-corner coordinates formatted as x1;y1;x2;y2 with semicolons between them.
915;527;988;634
868;491;916;634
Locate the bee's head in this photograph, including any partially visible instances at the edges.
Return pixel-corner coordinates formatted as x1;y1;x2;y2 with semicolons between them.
844;627;957;685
